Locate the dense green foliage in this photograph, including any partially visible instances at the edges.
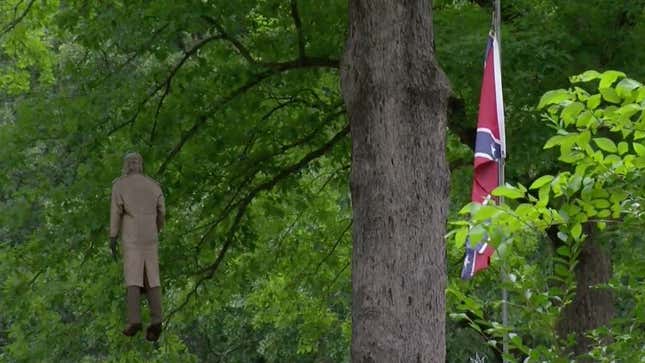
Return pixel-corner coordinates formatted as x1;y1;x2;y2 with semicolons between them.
450;70;645;361
1;0;644;362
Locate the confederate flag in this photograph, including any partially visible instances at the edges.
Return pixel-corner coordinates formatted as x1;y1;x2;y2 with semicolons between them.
472;33;506;204
461;33;506;280
461;242;496;280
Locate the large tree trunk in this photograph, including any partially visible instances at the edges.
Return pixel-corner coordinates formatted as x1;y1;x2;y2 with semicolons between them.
340;1;451;362
556;225;615;360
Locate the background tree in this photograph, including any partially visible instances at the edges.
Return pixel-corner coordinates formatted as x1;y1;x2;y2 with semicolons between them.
341;0;450;361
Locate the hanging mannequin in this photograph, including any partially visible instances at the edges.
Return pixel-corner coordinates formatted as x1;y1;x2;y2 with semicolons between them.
110;152;165;341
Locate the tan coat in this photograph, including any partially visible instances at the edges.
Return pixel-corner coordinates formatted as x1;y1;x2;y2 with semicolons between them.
110;174;165;287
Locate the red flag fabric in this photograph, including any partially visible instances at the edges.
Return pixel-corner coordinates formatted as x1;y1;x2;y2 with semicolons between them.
461;242;496;279
472;34;506;204
461;33;505;280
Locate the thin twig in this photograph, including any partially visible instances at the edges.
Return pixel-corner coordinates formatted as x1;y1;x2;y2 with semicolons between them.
150;34;224;142
90;23;170;89
201;15;258;64
165;124;350;322
201;123;350;278
0;0;36;38
28;269;44;287
108;34;223;137
155;69;275;175
200;14;337;71
308;221;352;279
323;261;350;297
194;107;346;252
290;0;306;60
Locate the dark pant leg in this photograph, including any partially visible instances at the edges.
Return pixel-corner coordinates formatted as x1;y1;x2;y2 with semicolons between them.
146;287;163;324
126;286;141;324
143;266;163;324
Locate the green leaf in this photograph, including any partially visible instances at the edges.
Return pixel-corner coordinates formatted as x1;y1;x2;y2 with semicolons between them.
576;110;594;128
599;70;626;89
634;143;645;156
469;225;487;244
529;175;554;190
454;227;468;248
491;185;525;200
610;190;627;203
458;203;474;215
515;204;535;219
449;313;469;321
617;142;629;155
591;188;609;199
537;184;550;207
538;89;573;109
572;70;601;83
600;87;621;104
573;86;591;100
561;102;584;126
556;246;570;257
615;78;641;96
509;334;530;354
591;199;610;209
571;223;582;240
616;103;641;119
554;264;569;277
544;135;565;149
597;209;611;218
448;220;470;226
634;156;645;168
559;151;584;164
549;286;564;297
604;154;622;167
593;137;617;153
577;130;591;147
567;175;583;193
473;205;499;221
586;94;602;110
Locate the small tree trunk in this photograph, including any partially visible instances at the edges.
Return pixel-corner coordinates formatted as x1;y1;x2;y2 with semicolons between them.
340;1;451;362
556;226;615;360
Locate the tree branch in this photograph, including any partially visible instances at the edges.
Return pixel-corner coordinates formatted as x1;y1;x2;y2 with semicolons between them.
201;15;258;65
179;102;343;240
165;123;350;322
193;171;255;252
105;13;341;179
155;69;275;175
155;58;340;175
308;221;352;279
91;23;170;89
108;34;222;137
322;261;350;297
193;107;345;252
149;34;223;142
0;0;36;38
290;0;306;61
266;56;339;70
235;98;302;157
201;123;349;278
201;14;338;71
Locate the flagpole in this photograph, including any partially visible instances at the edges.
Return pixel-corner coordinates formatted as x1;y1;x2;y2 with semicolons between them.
494;0;510;361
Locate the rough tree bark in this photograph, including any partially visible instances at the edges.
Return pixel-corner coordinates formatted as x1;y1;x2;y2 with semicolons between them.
556;225;615;361
340;1;451;362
